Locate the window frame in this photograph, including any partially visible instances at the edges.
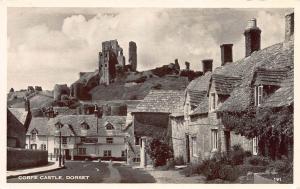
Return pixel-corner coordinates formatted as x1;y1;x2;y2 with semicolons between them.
62;137;67;145
191;137;197;157
104;150;112;157
210;93;216;111
211;129;218;150
253;137;259;155
78;148;86;155
106;137;113;144
254;85;263;106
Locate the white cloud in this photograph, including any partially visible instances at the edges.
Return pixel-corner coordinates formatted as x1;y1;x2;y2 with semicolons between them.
7;8;291;90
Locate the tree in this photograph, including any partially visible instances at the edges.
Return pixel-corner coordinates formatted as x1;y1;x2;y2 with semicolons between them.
9;88;14;93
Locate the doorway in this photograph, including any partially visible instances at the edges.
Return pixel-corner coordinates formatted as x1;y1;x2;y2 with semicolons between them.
186;134;190;163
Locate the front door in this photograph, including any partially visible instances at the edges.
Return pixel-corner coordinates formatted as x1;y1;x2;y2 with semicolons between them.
65;149;71;160
186;134;190;163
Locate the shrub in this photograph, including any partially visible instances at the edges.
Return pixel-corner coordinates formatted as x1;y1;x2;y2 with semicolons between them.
230;144;245;165
146;139;173;167
244;150;253;157
198;159;239;181
247;156;269;166
269;159;290;173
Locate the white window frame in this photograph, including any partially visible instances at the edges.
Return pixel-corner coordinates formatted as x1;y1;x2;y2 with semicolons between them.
40;144;46;150
254;85;263;106
211;129;218;150
192;137;197;157
104;150;112;157
253;137;258;155
62;137;67;144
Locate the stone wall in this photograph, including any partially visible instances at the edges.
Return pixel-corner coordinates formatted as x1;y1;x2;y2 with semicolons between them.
7;147;48;170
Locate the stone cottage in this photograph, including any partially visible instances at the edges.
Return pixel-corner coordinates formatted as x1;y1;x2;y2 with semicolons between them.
128;90;185;167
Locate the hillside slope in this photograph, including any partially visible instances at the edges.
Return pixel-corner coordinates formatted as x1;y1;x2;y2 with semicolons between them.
90;75;189;101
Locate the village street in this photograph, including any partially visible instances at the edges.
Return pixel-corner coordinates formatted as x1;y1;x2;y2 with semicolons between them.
7;161;205;183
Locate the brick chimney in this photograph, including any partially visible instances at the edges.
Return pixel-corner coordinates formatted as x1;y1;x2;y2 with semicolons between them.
202;59;213;74
244;18;261;57
285;12;294;41
24;98;30;112
220;44;233;66
185;61;190;70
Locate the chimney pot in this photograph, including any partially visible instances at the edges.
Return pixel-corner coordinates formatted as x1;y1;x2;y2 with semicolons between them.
220;44;233;66
244;18;261;57
202;59;213;74
185;62;190;70
285;12;294;41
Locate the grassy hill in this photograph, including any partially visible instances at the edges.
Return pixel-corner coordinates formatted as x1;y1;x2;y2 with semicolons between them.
90;75;189;101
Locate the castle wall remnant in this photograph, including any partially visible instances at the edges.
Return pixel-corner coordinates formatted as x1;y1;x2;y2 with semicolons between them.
99;40;126;85
129;41;137;71
53;84;70;101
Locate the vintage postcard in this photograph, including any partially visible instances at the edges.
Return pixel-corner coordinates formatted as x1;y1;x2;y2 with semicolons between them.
1;0;298;187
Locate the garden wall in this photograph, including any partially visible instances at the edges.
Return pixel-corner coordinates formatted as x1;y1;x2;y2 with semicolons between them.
7;147;48;170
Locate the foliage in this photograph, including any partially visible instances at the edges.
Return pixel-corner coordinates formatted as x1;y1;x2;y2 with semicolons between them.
237;164;267;175
146;138;173;167
244;150;253;157
9;88;14;93
268;159;291;173
230;144;245;165
198;159;239;181
246;156;269;166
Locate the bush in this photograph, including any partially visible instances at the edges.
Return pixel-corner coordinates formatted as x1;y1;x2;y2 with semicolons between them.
198;159;239;181
244;150;252;157
230;144;245;165
146;139;173;167
269;159;290;173
247;156;269;166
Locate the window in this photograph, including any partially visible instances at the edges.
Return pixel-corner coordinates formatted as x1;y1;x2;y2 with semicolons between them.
30;144;37;150
78;148;86;155
104;150;111;157
31;132;37;142
62;137;67;144
54;148;59;154
106;123;114;130
135;136;140;145
106;138;113;144
121;150;126;157
210;93;216;111
253;137;258;155
80;137;86;143
40;144;46;150
211;130;218;150
192;137;197;157
254;85;263;106
133;157;140;162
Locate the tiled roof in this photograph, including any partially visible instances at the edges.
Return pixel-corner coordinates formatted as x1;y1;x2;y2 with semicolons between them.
254;68;289;86
190;97;209;115
134;90;185;114
27;115;127;137
212;74;242;95
260;69;293;108
184;72;212;114
8;108;29;125
187;72;212;92
218;39;293;112
134;119;167;138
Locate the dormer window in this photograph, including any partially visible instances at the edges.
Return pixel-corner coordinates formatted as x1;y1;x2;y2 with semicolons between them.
31;129;38;141
80;121;90;136
254;85;263;106
105;122;114;130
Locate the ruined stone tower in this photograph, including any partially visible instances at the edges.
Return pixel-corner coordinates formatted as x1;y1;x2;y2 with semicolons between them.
99;40;125;85
128;41;137;71
244;18;261;57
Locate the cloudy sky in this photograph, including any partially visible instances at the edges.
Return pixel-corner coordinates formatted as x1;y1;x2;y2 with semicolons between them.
7;8;292;90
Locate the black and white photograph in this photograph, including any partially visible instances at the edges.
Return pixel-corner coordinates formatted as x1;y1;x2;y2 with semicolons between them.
2;1;296;185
